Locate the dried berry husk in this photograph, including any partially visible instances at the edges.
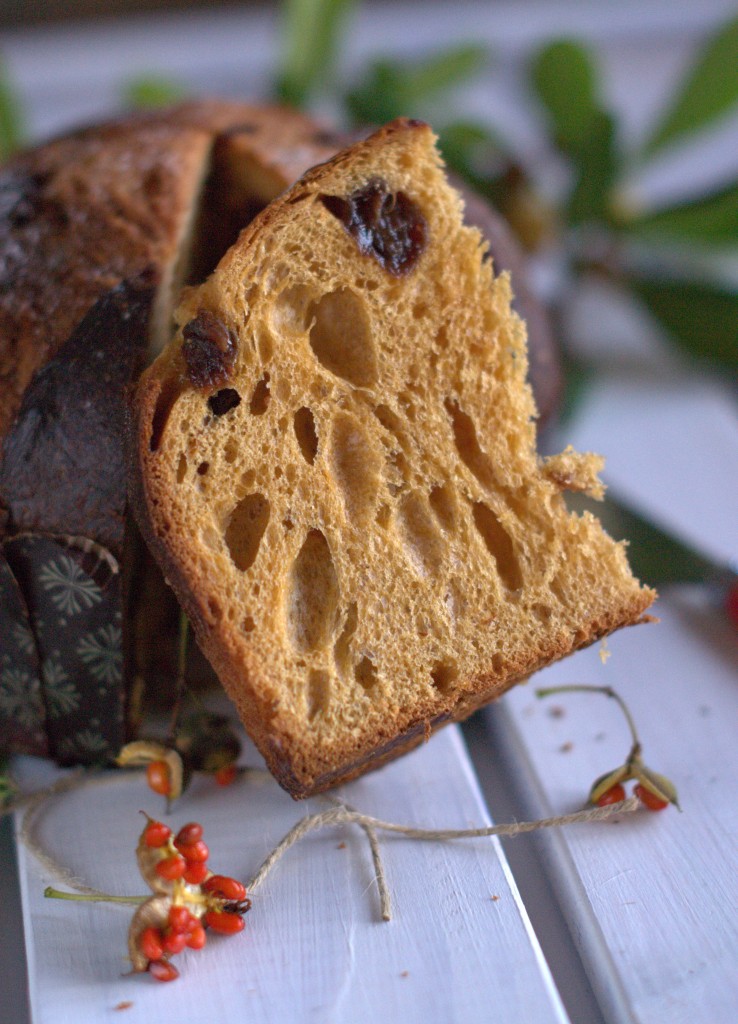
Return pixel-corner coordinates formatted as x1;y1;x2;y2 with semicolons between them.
635;764;680;810
116;740;188;800
127;895;171;972
588;765;629;806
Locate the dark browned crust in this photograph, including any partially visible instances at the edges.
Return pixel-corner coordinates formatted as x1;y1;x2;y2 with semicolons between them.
0;273;156;555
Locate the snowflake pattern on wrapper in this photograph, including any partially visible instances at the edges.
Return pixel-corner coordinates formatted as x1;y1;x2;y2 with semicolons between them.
3;535;125;764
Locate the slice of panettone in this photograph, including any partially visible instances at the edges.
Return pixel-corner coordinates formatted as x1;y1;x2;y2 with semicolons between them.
131;118;654;797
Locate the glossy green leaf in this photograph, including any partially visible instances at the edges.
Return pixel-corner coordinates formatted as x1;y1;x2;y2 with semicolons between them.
567;110;619;224
530;39;599;154
345;44;487;126
641;15;738;158
629;276;738;369
622;179;738;247
0;60;23;160
276;0;357;108
123;76;186;109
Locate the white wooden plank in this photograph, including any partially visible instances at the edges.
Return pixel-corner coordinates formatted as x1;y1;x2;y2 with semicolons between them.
485;587;738;1024
15;725;568;1024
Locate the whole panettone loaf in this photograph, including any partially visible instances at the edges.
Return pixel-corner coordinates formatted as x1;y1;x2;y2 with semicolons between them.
0;100;345;762
131;119;654;797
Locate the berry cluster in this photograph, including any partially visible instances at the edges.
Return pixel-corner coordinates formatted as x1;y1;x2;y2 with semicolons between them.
130;817;249;982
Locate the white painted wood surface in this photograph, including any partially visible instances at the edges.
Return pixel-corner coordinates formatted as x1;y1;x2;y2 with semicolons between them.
485;586;738;1024
13;727;567;1024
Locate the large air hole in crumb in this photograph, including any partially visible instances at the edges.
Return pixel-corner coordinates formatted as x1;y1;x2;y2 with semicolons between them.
287;529;339;653
307;670;331;720
270;283;312;335
249;374;271;415
472;502;522;591
224;493;270;572
224;438;239;464
445;400;495;491
308;289;378;387
243;616;255;633
430;659;458;694
354;655;378;693
374;404;409;449
176;453;188;483
398;492;444;576
150;378;184;451
294;407;318;464
429;484;456;533
334;602;358;678
330;413;382;521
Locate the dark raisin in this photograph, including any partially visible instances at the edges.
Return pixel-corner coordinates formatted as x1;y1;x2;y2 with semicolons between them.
208;387;241;417
319;178;428;276
182;309;237;389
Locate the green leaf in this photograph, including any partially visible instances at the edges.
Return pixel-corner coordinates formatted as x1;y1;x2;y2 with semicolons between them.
530;39;599;154
275;0;357;108
622;179;738;247
567;110;619;224
438;120;509;189
628;276;738;369
123;76;186;109
0;59;23;160
345;44;488;126
641;15;738;158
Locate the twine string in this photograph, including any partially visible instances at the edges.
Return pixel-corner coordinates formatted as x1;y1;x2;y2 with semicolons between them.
14;768;639;922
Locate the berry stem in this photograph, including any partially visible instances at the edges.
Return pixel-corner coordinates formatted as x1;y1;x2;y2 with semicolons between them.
44;887;147;905
536;684;641;755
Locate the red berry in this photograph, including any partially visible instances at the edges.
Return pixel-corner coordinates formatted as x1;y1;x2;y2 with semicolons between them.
139;927;164;962
635;783;669;811
175;822;204;847
202;875;247;901
596;783;626;807
146;761;171;797
149;959;179;982
162;930;188;955
204;910;245;935
168;906;194;934
186;925;207;950
214;763;238;786
155;854;186;881
143;820;172;848
177;839;209;863
183;861;209;885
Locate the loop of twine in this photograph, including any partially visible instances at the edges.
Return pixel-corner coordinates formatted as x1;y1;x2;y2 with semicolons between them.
15;767;640;922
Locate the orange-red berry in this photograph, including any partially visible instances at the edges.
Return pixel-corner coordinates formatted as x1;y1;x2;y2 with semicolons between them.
162;930;188;955
175;823;203;847
214;763;238;786
183;861;209;885
635;783;669;811
168;906;194;934
202;875;247;901
596;783;626;807
186;925;207;950
155;854;186;881
146;761;171;797
177;839;209;863
143;820;172;848
139;927;164;962
204;910;245;935
149;959;179;982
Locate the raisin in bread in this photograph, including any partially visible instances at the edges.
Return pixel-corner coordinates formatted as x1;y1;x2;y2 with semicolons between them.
132;118;654;797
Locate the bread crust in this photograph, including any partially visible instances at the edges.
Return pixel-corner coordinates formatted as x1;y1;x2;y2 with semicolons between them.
131;118;655;798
